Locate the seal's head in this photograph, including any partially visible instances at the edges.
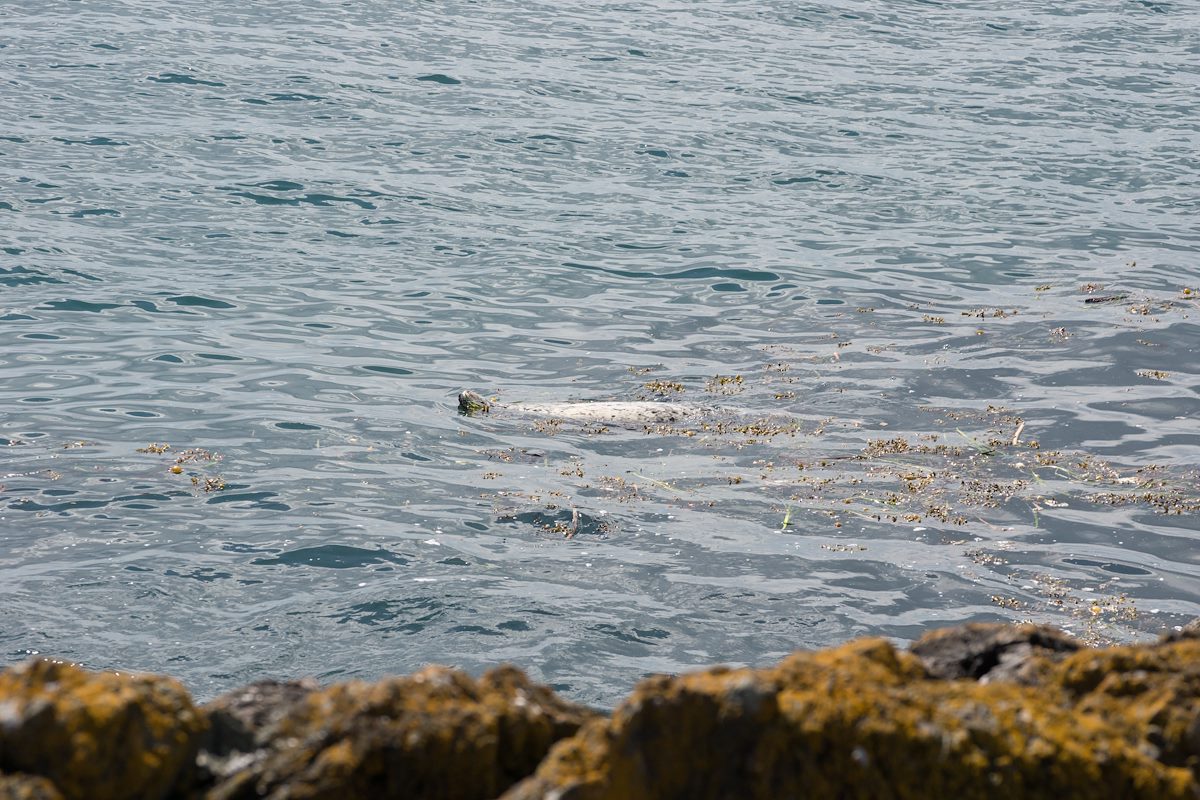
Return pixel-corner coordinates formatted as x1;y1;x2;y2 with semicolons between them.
458;390;491;416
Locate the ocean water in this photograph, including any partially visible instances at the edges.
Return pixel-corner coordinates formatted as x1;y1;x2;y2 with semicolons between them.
1;0;1198;706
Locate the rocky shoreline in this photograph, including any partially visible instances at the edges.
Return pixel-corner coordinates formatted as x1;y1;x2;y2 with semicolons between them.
1;622;1197;799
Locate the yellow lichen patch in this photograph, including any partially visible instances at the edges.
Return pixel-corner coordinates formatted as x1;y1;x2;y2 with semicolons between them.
502;638;1198;800
0;659;206;800
1051;637;1200;772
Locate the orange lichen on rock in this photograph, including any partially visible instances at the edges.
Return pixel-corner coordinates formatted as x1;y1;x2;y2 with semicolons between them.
1053;636;1200;776
0;659;206;800
1;626;1197;800
206;664;599;800
503;637;1199;800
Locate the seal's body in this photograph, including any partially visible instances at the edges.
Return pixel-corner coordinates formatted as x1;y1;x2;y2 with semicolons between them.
457;389;709;425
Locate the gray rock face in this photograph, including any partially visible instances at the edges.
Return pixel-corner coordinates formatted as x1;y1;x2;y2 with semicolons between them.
909;622;1081;684
457;389;713;426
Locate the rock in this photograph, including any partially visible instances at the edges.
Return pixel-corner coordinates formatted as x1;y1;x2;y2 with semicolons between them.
201;677;320;754
0;774;64;800
1160;617;1200;643
204;664;599;800
909;622;1081;683
4;625;1198;800
196;678;320;782
0;659;206;800
1054;636;1200;777
503;636;1199;800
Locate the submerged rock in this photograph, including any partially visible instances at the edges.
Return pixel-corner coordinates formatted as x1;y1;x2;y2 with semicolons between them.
0;659;205;800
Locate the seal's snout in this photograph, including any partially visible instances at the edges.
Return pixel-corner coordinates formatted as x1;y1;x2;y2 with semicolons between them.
458;390;491;416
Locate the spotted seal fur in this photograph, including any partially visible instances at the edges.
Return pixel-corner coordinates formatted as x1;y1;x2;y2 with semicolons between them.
457;389;712;426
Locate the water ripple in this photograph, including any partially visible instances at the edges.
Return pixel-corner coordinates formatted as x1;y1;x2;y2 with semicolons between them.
1;0;1197;706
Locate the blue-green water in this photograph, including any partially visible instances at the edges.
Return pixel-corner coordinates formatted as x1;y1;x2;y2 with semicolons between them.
2;1;1198;705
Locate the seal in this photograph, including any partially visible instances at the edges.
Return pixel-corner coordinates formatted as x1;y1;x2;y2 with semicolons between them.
458;389;493;416
457;389;711;425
